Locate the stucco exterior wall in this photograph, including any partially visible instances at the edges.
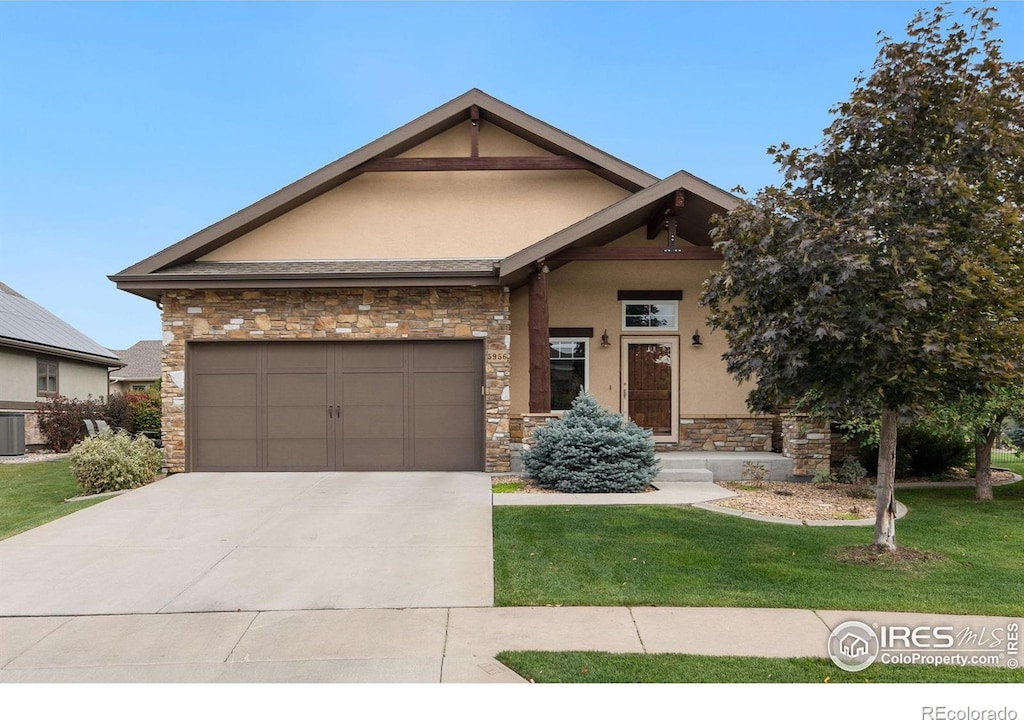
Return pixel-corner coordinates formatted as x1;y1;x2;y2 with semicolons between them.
200;122;630;263
508;233;761;443
160;288;511;474
0;346;109;404
0;348;38;404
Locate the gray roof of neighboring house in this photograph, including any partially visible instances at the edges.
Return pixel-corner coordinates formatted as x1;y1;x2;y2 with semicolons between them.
109;340;161;381
0;282;122;365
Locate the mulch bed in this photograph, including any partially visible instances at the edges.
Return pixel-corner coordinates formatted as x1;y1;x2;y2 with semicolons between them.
834;544;946;568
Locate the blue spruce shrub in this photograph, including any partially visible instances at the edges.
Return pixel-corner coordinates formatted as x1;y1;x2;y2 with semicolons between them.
523;392;659;492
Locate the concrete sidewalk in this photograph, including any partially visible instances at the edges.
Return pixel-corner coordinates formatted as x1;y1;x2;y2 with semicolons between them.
2;607;1018;683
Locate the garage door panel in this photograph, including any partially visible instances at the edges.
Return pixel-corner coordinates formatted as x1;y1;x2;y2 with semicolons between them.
413;440;479;470
190;344;258;372
413;373;480;405
194;440;259;469
341;343;406;369
267;407;329;439
341;374;405;406
267;374;328;405
266;343;328;371
267;439;329;469
413;343;481;370
413;407;479;439
193;408;257;440
193;375;257;406
342;439;405;468
342;406;404;438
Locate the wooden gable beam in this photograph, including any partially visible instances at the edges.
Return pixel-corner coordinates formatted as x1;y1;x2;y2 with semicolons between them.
551;246;722;261
354;156;601;172
646;189;686;240
470;105;480;158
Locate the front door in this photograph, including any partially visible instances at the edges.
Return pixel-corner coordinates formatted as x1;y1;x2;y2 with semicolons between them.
621;337;679;442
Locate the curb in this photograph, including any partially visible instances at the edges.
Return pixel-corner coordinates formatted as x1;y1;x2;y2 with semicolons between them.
895;470;1021;490
692;499;908;526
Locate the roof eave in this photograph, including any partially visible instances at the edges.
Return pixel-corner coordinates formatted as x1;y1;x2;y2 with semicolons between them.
112;271;503;302
0;337;125;367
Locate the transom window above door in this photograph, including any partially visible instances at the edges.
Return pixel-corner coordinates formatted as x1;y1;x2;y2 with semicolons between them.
621;301;678;331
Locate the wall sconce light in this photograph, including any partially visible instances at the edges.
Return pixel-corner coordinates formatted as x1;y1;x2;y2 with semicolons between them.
600;330;611;347
691;330;703;346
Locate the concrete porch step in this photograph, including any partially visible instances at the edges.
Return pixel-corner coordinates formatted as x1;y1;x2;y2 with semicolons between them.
654;468;715;483
655;451;793;482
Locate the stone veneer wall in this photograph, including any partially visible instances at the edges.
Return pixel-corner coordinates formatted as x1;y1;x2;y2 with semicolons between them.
675;416;774;452
160;287;511;473
781;416;831;477
829;425;862;472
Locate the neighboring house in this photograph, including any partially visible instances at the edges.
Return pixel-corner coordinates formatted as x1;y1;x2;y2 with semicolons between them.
0;282;123;446
111;89;827;475
109;340;161;394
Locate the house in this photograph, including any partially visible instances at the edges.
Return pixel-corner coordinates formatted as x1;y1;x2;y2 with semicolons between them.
109;340;161;394
112;89;829;475
0;282;123;446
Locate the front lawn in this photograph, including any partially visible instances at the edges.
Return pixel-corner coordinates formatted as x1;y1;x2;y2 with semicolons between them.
497;651;1022;683
493;481;1024;615
0;459;108;540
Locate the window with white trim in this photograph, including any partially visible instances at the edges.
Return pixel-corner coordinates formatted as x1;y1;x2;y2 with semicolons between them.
549;338;589;411
621;301;678;331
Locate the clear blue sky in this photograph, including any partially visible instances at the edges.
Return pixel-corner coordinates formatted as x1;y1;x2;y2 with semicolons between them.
2;1;1021;352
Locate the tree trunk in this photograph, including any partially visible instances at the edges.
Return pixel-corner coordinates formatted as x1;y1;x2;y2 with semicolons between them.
873;407;899;551
974;420;1002;502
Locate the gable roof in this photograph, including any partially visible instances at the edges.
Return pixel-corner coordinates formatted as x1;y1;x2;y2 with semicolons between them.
0;282;123;366
112;89;658;282
499;170;740;287
109;340;161;382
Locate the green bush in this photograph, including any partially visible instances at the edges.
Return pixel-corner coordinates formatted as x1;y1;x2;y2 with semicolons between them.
69;429;163;495
859;423;972;478
132;403;162;434
522;392;658;493
834;457;868;484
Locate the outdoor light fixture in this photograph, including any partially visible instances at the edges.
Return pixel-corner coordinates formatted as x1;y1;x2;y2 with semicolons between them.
600;330;611;347
692;330;703;346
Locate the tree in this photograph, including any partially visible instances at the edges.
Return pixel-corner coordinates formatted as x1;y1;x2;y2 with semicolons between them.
934;382;1024;500
700;5;1024;550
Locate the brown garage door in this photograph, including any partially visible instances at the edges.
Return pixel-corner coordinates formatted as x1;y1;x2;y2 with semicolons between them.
189;341;484;472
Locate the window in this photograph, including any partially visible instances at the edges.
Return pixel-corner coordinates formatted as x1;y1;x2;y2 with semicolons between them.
622;301;678;331
37;359;58;396
549;338;589;411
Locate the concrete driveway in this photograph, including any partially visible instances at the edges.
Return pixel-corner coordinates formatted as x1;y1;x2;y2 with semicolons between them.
0;472;493;616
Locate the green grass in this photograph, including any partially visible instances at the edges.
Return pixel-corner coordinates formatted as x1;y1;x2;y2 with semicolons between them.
493;481;1024;615
993;457;1024;477
497;651;1022;683
492;482;524;494
0;459;109;540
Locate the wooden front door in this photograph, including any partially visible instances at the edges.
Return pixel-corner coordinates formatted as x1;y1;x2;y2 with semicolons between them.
621;337;679;442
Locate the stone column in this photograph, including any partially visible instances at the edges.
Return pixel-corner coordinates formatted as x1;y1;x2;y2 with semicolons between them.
781;416;831;478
